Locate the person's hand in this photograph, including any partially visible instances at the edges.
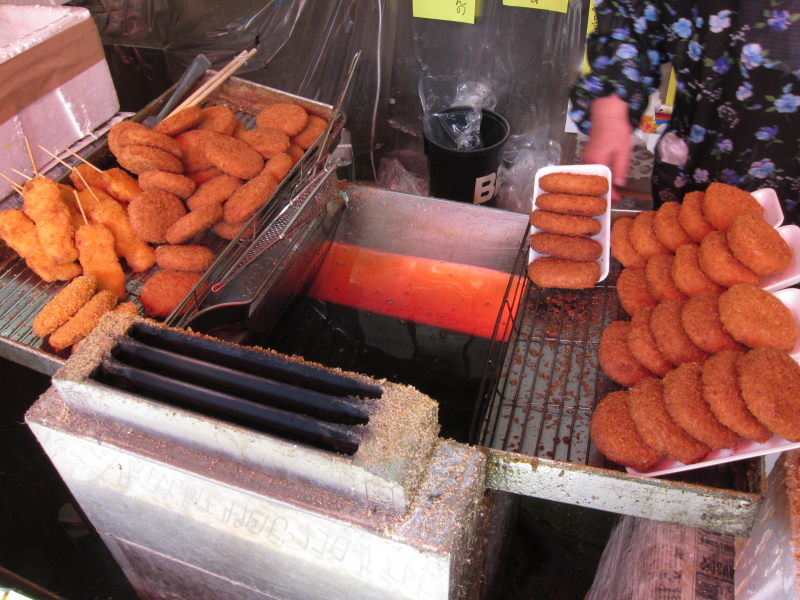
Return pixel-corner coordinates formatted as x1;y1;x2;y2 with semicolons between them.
581;94;633;203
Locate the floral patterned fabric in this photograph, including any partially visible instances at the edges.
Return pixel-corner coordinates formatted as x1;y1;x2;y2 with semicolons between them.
570;1;800;223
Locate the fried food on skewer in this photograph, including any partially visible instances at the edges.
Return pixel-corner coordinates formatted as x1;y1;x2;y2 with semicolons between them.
89;196;156;272
32;274;98;337
48;289;118;352
75;223;127;299
22;177;78;265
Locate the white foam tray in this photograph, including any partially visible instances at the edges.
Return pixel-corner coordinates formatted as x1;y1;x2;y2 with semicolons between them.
528;163;612;283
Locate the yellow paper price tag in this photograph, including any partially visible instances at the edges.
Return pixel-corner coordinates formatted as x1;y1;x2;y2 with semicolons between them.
412;0;476;24
502;0;568;14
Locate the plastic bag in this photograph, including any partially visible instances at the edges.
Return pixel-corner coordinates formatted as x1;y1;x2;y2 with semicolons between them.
496;132;562;213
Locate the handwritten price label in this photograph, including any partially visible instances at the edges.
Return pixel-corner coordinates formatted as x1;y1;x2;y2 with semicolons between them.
502;0;569;14
412;0;476;24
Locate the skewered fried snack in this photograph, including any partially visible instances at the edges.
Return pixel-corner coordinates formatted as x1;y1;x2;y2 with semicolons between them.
610;217;646;268
89;196;155;272
201;131;264;179
616;267;657;316
22;177;78;265
223;172;278;224
115;144;183;175
291;115;329;150
663;362;740;449
75;223;127;299
697;230;760;287
738;347;800;442
653;201;692;251
138;170;196;199
127;189;186;244
590;390;663;471
48;289;118;352
534;192;606;217
627;377;709;465
718;284;797;351
702;182;764;231
538;172;609;196
58;184;88;230
649;298;708;365
262;152;294;183
153;105;204;136
139;269;203;318
726;212;792;277
598;320;652;387
69;163;106;191
165;201;224;245
186;174;243;211
627;306;673;377
678;191;712;242
32;274;98;338
155;244;215;272
645;254;686;301
531;209;601;237
628;211;669;259
527;257;600;289
256;102;309;136
681;291;742;354
671;243;724;297
702;349;771;443
196;105;238;135
530;232;602;261
0;209;80;281
101;168;142;204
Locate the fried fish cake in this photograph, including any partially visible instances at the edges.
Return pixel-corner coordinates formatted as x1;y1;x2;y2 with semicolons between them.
196;105;238;135
702;182;764;231
653;201;692;251
530;210;601;237
165;201;224;245
616;267;657;316
738;347;800;442
726;212;792;277
152;105;204;137
201;132;264;179
678;190;713;242
139;269;203;319
599;321;652;387
236;127;291;159
530;232;602;261
702;349;771;443
645;254;687;302
154;244;215;272
115;145;183;174
610;217;646;269
681;291;743;353
138;170;196;199
663;362;740;449
127;189;186;244
534;192;607;217
538;172;609;196
527;257;600;289
698;230;760;288
671;242;724;297
629;211;670;259
627;306;674;377
256;102;309;136
291;115;329;149
650;298;708;365
718;284;797;351
590;390;663;471
627;377;710;465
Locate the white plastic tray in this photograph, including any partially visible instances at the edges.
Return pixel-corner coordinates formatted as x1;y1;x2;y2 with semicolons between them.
760;224;800;291
752;187;783;227
528;164;612;283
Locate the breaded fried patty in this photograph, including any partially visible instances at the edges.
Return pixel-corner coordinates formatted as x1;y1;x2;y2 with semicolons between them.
629;211;670;259
702;182;764;231
671;243;724;297
534;193;607;217
680;292;742;353
738;347;800;442
598;321;652;387
698;230;760;288
527;257;600;289
610;217;646;269
538;172;609;196
726;212;792;277
718;284;797;351
616;267;657;316
645;254;687;301
678;191;713;242
530;232;602;261
531;210;601;237
653;201;692;251
650;298;708;365
627;307;673;377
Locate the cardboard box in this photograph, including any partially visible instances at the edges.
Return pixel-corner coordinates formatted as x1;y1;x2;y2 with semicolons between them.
0;4;119;198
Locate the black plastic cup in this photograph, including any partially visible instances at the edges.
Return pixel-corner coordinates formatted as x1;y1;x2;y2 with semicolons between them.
423;107;510;206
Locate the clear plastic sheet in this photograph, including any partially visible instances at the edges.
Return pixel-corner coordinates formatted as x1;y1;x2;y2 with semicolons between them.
67;0;588;211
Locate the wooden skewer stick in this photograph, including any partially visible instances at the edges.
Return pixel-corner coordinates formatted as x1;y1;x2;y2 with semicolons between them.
23;135;38;178
64;148;102;172
37;145;102;208
10;168;32;180
169;47;258;116
72;189;89;225
0;172;24;194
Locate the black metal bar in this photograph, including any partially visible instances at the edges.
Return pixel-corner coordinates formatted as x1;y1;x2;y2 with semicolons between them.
96;358;361;455
113;338;370;425
129;322;383;399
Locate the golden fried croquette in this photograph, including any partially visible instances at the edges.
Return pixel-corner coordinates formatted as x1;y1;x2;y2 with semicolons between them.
153;105;204;137
610;217;646;269
32;274;98;337
154;244;215;272
75;223;126;300
187;167;224;185
186;174;243;211
223;173;278;224
702;182;764;231
663;362;740;449
530;209;601;237
201;131;264;179
115;144;183;175
698;230;760;287
534;192;607;217
538;172;609;196
197;104;238;135
678;191;713;242
718;284;797;351
653;201;693;251
262;152;294;183
627;377;710;465
212;219;254;240
165;202;224;245
590;390;663;471
702;349;772;443
256;102;309;136
671;243;724;297
650;298;708;365
645;254;687;301
627;306;674;377
287;144;305;164
599;321;652;387
113;302;140;317
527;257;600;289
138;170;196;199
616;267;657;316
681;292;743;353
235;127;291;159
89;196;156;273
629;211;670;259
291;115;329;150
22;177;78;266
530;232;602;261
107;120;138;156
109;120;182;158
48;290;118;352
139;269;203;319
175;129;216;172
738;346;800;441
127;189;186;244
101;168;142;204
726;212;792;277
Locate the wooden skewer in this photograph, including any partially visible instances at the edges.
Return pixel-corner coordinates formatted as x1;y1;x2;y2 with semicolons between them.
37;145;102;207
23;135;38;177
65;148;102;172
10;168;31;180
0;172;24;194
169;47;258;116
72;189;89;225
